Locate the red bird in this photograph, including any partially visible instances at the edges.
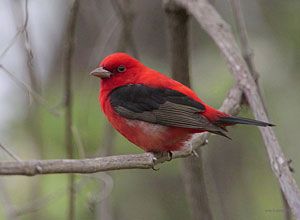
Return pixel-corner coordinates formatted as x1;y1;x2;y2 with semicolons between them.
90;53;273;152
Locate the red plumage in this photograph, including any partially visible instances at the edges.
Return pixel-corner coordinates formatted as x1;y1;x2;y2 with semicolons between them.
90;53;272;152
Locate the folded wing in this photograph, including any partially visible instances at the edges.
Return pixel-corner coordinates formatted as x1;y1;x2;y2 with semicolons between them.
109;84;227;136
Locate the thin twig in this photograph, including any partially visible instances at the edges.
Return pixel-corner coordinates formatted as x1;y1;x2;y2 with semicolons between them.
229;0;268;111
22;0;40;92
111;0;139;58
229;0;256;77
174;0;300;218
0;31;21;61
0;65;62;116
0;143;22;162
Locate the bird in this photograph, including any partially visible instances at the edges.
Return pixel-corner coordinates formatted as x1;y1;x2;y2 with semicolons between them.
90;52;273;153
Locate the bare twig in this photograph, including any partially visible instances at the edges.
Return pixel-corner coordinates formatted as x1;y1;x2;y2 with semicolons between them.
0;143;22;162
22;0;40;94
164;1;212;219
111;0;139;58
173;0;300;218
0;31;21;61
229;0;257;78
1;1;61;117
0;65;61;116
63;1;79;220
8;2;46;220
229;0;268;112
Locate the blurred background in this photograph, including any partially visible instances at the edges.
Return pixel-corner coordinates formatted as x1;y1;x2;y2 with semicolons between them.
0;0;299;219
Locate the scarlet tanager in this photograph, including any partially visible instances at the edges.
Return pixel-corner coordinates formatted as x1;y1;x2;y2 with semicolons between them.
90;53;273;152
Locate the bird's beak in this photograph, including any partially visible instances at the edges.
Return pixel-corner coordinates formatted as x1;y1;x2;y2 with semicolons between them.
89;67;112;79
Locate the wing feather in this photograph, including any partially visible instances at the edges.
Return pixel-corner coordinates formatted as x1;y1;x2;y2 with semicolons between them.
110;84;225;134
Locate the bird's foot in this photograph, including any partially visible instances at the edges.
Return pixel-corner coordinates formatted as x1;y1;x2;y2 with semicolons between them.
150;151;173;170
152;151;172;161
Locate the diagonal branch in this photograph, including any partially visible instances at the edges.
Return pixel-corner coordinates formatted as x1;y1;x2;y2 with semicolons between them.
0;63;61;117
0;143;22;162
174;0;300;218
229;0;257;78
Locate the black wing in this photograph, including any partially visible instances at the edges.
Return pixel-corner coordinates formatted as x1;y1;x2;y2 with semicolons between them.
109;84;226;134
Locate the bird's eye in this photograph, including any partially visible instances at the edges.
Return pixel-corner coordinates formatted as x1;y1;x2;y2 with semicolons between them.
117;65;126;73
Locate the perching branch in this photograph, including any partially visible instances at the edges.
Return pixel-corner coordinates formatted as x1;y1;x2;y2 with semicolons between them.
173;0;300;218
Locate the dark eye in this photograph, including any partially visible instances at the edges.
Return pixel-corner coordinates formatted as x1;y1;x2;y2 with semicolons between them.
117;65;126;72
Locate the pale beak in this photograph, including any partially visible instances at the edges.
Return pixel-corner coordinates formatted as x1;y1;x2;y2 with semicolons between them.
89;67;112;79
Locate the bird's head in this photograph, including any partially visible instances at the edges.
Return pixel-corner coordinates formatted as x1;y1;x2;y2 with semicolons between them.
90;53;143;85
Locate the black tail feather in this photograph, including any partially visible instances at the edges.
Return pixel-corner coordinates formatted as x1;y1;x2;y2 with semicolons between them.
217;116;275;127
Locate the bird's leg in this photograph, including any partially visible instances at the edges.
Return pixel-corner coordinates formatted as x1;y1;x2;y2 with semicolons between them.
192;150;199;157
167;151;173;161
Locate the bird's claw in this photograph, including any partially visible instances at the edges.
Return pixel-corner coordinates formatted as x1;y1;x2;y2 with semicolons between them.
152;165;160;171
151;155;160;171
150;151;173;170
